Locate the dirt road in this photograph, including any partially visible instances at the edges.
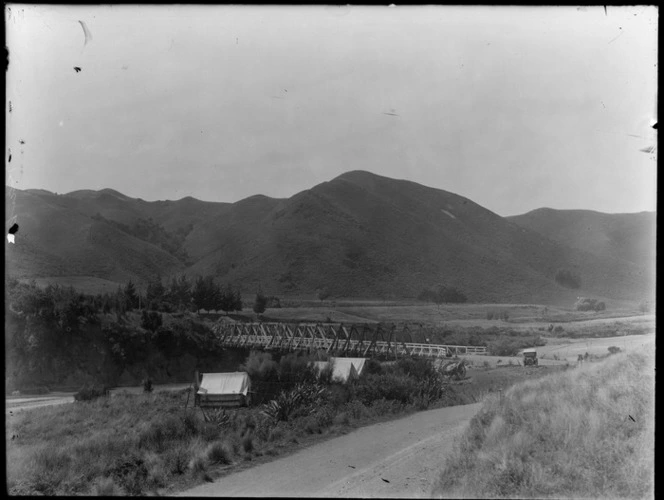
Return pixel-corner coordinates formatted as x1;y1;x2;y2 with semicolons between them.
178;402;481;498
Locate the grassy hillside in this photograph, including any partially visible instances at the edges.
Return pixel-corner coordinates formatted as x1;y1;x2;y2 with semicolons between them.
432;350;654;499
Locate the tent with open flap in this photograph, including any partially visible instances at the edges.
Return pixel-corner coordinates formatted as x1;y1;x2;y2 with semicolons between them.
312;357;367;383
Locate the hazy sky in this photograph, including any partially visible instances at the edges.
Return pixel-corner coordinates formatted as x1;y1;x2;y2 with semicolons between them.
5;5;658;216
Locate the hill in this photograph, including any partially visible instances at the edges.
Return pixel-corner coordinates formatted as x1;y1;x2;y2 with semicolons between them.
185;171;651;303
507;208;655;269
5;172;654;303
5;189;185;284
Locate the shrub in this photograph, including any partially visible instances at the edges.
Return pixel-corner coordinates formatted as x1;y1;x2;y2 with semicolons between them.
312;405;336;428
344;399;370;420
253;291;267;314
142;377;153;393
333;412;350;426
371;398;401;416
241;434;254;453
575;297;606;312
363;358;382;375
262;382;325;422
267;426;285;443
355;373;417;405
189;454;208;473
207;442;232;465
394;357;438;380
108;454;149;495
74;385;109;402
141;311;162;332
608;346;621;355
166;445;190;475
201;408;230;429
94;477;123;496
326;383;352;409
486;311;494;320
303;417;322;434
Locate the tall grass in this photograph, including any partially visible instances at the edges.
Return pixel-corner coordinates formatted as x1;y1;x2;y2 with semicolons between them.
6;390;222;495
7;357;467;495
432;351;654;499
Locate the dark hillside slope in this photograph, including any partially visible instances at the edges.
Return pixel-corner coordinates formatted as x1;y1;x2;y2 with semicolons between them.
66;189;230;235
6;189;183;282
185;171;649;303
6;172;652;303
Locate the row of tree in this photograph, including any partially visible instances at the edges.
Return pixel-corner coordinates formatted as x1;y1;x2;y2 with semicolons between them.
117;274;244;314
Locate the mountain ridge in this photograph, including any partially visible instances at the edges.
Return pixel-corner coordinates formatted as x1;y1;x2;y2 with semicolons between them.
5;172;655;304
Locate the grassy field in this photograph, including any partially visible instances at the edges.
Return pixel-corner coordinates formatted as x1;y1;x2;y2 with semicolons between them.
252;302;650;329
537;331;655;363
432;350;655;499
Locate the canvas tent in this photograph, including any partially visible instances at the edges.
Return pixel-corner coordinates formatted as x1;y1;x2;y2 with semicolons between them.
313;357;367;383
195;372;251;408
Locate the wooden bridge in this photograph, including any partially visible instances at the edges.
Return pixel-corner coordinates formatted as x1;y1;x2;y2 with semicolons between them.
212;322;487;359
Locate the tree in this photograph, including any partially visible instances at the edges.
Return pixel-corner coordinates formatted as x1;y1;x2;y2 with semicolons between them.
232;289;243;311
169;274;192;311
192;276;209;312
146;274;165;309
124;280;138;311
115;285;127;318
253;289;267;315
192;275;219;312
318;288;330;302
141;310;162;332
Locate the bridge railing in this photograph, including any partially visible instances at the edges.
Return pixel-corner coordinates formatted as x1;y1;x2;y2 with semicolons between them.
212;322;487;358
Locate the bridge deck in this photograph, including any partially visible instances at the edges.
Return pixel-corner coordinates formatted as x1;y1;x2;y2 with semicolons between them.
212;322;486;359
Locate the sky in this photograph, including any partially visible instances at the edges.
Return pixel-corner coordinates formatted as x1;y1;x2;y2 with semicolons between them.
5;5;658;216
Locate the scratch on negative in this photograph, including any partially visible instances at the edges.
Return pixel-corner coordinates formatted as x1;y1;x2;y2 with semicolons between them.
608;32;624;44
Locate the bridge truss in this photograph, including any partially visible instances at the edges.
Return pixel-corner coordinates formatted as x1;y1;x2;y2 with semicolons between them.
212;322;487;360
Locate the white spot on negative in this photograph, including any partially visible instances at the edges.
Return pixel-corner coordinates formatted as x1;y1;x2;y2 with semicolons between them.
7;234;15;243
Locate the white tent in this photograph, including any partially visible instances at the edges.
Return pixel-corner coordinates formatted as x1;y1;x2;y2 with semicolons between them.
313;357;368;383
196;372;251;408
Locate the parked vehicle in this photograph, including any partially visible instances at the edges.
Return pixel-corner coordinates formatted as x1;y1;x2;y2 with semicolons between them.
522;349;538;366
